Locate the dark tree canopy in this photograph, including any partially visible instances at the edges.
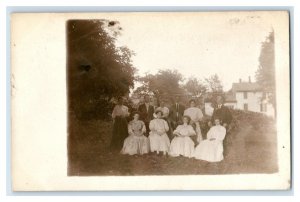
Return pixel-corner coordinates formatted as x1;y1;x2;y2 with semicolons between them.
183;77;207;98
134;69;225;106
134;69;184;102
67;20;136;120
255;31;276;110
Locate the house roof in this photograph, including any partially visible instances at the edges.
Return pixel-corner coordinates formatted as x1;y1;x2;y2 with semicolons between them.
203;82;264;104
232;82;262;92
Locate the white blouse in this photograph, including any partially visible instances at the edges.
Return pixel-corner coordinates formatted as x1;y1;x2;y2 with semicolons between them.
128;120;146;136
173;124;196;137
112;105;129;119
207;125;226;141
149;118;169;135
184;107;203;122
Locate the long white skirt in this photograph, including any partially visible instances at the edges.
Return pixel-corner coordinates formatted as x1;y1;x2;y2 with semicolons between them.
121;135;150;155
148;132;170;152
193;140;224;162
169;136;195;158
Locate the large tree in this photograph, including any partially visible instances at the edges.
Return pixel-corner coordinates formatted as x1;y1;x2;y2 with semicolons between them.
183;77;207;98
255;31;276;114
134;69;184;102
67;20;136;120
205;74;223;93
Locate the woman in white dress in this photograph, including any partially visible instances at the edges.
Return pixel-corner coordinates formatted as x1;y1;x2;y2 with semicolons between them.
121;112;150;155
148;110;170;155
184;99;204;143
153;100;172;138
169;115;196;158
193;118;226;162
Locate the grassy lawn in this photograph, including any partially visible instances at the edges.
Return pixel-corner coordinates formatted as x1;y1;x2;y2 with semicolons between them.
68;110;278;176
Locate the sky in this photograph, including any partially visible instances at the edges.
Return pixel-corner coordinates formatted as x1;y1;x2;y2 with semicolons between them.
111;12;273;91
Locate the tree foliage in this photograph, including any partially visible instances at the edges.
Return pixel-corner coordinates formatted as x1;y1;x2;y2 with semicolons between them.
183;77;207;97
67;20;136;120
255;31;276;110
134;69;226;106
134;69;184;102
205;74;224;93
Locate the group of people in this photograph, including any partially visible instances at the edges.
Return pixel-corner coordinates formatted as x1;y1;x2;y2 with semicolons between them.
110;95;232;162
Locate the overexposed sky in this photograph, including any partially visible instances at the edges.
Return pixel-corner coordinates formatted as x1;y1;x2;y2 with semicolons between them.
112;12;273;91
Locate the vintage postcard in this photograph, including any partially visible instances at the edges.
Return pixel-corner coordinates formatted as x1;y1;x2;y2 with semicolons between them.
11;11;290;191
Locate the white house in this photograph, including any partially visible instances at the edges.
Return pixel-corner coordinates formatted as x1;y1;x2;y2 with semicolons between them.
225;78;275;118
204;78;275;118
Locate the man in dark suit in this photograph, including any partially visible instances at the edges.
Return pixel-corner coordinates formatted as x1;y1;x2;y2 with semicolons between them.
169;96;186;134
138;95;155;135
210;95;233;128
210;95;233;157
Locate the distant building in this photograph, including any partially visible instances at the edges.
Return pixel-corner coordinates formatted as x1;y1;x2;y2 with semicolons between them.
204;77;275;118
224;77;275;118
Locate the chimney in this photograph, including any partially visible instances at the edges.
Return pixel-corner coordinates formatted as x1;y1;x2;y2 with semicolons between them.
239;78;242;83
248;76;251;83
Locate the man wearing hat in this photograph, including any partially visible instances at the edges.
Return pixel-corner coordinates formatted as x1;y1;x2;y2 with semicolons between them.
210;95;232;129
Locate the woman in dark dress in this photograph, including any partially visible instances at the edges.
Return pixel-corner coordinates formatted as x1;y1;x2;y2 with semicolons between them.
110;97;130;151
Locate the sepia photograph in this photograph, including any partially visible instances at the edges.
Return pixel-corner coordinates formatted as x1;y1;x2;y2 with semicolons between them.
67;12;282;176
11;11;290;190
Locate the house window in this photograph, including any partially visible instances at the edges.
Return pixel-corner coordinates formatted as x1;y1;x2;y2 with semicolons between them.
260;103;267;112
262;92;267;99
244;103;248;111
260;103;263;112
243;92;248;99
